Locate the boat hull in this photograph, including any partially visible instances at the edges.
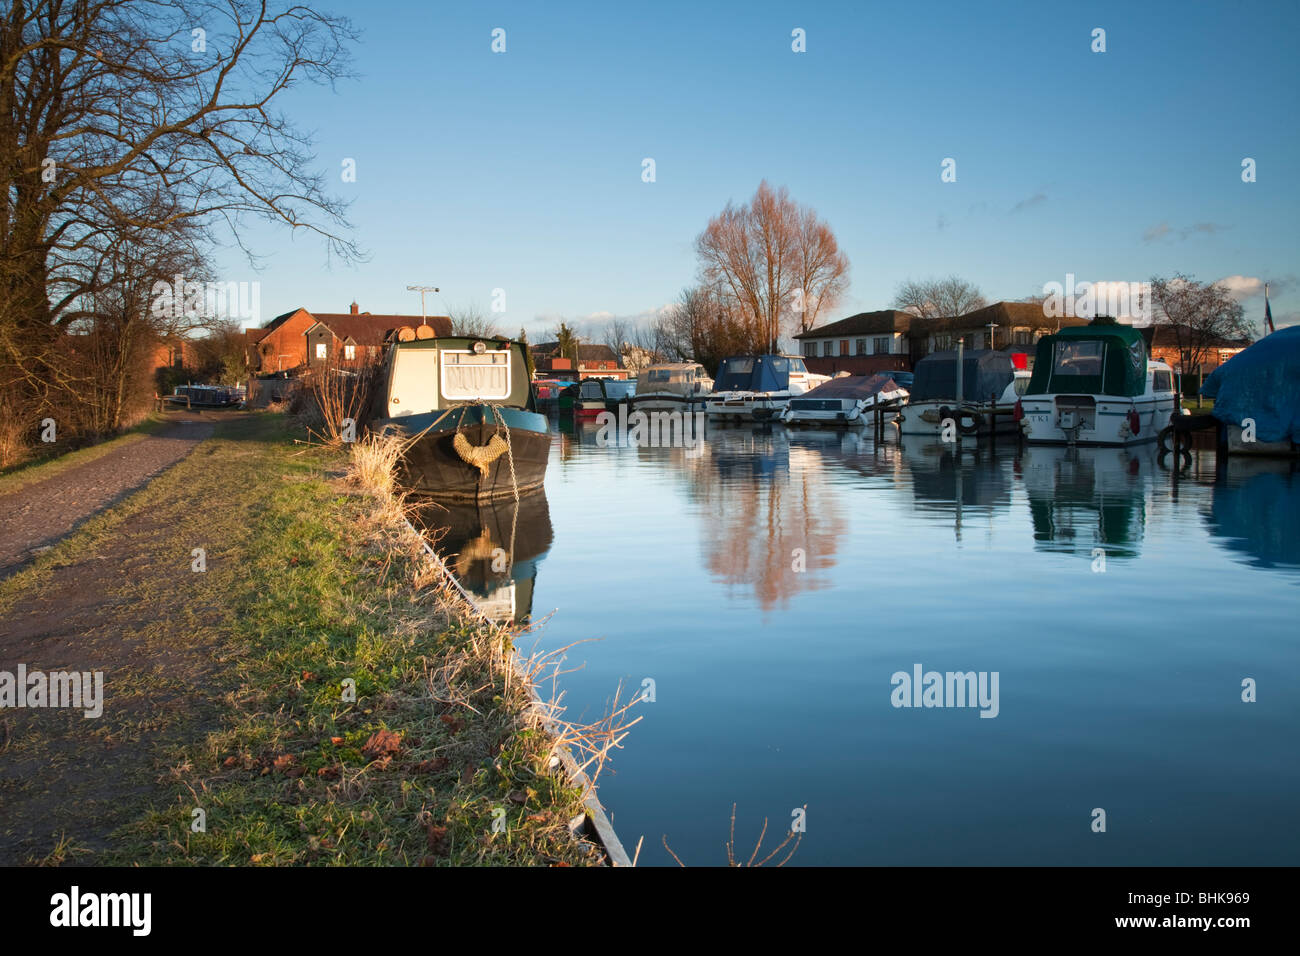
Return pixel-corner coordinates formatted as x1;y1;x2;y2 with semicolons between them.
896;400;1019;437
706;391;795;422
1020;394;1177;446
377;405;550;500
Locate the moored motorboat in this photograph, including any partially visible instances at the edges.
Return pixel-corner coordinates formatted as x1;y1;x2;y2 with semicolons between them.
369;336;550;500
1019;317;1177;446
630;362;713;412
779;373;907;426
706;354;828;423
896;348;1024;438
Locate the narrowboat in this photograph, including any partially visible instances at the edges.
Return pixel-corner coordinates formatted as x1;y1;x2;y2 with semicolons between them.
1018;317;1177;446
779;373;908;426
164;384;240;408
896;348;1026;437
567;377;614;420
705;354;828;422
630;363;713;412
368;336;550;500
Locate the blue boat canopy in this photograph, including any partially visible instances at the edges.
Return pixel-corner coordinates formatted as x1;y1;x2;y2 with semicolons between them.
1201;326;1300;443
714;355;794;392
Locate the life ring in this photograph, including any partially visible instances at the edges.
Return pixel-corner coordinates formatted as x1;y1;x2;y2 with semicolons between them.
453;430;509;477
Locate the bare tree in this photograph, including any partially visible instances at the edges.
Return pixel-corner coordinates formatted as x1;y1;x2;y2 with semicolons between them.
1150;273;1252;374
0;0;360;422
695;181;849;352
447;302;500;338
655;286;754;375
894;276;987;318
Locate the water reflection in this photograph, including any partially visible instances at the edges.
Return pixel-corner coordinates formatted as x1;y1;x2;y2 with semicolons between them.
1021;444;1158;560
683;426;847;610
413;491;554;623
1205;459;1300;573
896;435;1013;541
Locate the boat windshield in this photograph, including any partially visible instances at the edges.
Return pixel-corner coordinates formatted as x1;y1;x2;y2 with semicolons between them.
1052;340;1104;376
579;381;604;399
787;358;808;375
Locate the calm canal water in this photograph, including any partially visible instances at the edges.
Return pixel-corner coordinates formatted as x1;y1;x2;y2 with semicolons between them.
434;419;1299;866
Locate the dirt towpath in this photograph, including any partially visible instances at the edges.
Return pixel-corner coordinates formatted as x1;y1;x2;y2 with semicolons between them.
0;417;214;579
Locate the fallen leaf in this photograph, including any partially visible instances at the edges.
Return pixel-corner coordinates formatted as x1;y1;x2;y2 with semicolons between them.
361;729;402;760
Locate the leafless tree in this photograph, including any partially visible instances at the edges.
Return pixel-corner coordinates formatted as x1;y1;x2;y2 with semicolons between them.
654;285;755;375
1150;273;1252;374
894;276;988;319
447;302;500;338
695;181;849;351
1;0;360;427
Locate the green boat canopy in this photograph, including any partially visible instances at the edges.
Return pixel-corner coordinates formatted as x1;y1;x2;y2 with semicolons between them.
1025;317;1149;398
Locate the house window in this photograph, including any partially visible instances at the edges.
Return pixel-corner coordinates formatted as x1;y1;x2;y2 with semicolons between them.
873;336;889;354
823;341;834;357
840;340;849;356
855;338;866;355
803;342;816;358
344;344;356;360
1014;328;1032;345
315;342;327;360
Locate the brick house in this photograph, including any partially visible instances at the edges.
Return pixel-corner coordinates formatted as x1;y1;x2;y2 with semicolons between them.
530;342;629;379
1148;325;1248;377
795;301;1091;375
245;302;451;373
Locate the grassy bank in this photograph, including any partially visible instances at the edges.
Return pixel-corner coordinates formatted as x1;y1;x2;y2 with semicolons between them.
1;413;615;866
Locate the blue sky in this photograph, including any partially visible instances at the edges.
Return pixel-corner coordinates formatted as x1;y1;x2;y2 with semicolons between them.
217;0;1300;336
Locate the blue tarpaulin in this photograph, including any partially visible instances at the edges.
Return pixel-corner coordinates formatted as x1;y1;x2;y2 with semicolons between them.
1201;326;1300;443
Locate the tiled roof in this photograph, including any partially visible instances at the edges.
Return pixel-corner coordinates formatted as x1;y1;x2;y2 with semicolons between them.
794;310;915;338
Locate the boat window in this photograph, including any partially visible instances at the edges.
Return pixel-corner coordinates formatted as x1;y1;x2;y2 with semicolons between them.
441;350;510;400
770;357;791;374
647;368;672;383
1153;370;1173;392
1013;376;1031;397
720;358;753;376
580;381;604;399
788;358;808;374
1052;340;1103;376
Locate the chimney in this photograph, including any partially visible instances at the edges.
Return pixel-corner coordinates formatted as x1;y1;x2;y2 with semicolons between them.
349;301;359;315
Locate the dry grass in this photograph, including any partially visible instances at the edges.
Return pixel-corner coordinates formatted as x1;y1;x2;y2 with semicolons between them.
347;430;642;830
662;803;806;867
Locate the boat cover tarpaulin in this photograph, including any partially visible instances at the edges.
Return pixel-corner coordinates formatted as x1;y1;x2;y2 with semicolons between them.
1025;318;1148;398
911;350;1014;403
1201;326;1300;443
713;355;793;392
801;373;900;400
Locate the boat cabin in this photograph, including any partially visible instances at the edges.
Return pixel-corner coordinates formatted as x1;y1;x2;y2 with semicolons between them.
372;336;537;420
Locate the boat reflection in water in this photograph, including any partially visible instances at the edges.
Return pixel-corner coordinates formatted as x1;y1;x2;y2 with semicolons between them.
1204;459;1300;573
412;491;554;623
1020;443;1159;560
895;434;1014;540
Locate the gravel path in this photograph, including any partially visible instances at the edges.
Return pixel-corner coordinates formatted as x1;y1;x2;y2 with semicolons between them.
0;417;215;579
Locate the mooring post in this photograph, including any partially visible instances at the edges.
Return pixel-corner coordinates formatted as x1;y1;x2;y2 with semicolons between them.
989;391;997;448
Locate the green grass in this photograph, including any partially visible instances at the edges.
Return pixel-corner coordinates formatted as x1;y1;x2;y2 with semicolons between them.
0;413;173;494
1;413;602;866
